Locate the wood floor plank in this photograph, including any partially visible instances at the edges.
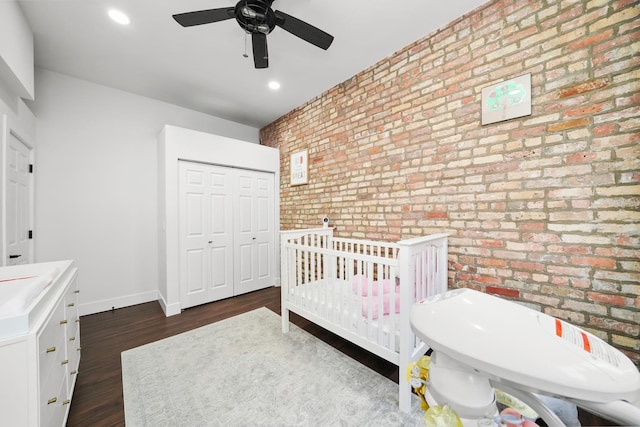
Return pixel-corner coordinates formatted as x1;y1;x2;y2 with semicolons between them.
66;286;612;426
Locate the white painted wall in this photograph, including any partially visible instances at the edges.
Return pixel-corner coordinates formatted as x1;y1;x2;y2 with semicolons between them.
0;1;34;100
30;69;260;315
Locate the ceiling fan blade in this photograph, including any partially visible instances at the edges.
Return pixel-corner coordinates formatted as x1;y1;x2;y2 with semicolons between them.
274;10;334;50
252;33;269;69
172;7;235;27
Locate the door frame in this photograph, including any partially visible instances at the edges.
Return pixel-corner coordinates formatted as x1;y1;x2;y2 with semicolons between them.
1;114;35;266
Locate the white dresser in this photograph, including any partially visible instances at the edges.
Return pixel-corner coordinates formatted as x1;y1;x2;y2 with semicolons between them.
0;260;80;427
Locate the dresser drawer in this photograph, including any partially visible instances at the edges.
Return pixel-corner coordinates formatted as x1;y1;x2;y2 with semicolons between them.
64;285;79;318
37;302;66;388
40;373;67;427
66;322;81;379
39;359;65;415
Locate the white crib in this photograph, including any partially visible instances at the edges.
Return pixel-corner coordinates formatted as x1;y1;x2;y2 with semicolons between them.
280;227;449;412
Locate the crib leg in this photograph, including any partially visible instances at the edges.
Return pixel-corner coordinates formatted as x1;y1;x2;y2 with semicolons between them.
399;380;411;413
282;306;290;333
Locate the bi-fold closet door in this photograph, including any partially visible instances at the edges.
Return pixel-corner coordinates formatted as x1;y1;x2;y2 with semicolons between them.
178;160;275;309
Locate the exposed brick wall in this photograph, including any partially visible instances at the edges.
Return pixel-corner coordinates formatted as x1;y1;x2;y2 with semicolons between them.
260;0;640;363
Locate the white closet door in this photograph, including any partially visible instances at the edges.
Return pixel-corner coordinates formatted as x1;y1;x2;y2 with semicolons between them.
179;161;275;309
179;161;234;308
234;169;274;296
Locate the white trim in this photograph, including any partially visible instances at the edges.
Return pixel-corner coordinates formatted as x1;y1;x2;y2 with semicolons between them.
78;290;158;316
158;292;181;317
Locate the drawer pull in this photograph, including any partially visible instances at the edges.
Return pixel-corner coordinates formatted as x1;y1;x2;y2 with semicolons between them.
69;336;76;341
77;347;82;352
76;319;80;323
74;290;80;294
47;397;57;405
67;303;75;307
60;319;68;325
61;359;69;365
46;347;56;353
70;370;78;375
63;399;71;405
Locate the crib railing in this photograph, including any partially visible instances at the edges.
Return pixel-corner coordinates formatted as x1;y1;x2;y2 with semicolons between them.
280;228;449;413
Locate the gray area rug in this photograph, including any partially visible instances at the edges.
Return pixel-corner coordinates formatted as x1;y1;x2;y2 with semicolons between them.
122;307;425;426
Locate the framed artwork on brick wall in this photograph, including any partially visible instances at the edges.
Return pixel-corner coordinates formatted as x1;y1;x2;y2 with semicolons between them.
481;73;531;125
290;149;308;186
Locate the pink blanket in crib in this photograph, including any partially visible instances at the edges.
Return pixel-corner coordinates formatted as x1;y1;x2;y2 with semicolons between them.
352;274;400;319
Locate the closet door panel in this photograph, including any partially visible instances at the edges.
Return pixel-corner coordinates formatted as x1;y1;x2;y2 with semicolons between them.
204;167;234;302
234;169;274;295
179;162;234;308
209;191;233;292
186;249;204;293
181;169;207;304
210;246;228;288
186;193;204;236
257;242;270;278
238;244;253;283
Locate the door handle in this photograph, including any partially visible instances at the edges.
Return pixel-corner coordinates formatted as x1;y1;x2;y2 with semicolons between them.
9;254;21;259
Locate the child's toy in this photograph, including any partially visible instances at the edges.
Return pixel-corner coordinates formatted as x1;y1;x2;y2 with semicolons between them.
410;288;640;427
407;356;541;427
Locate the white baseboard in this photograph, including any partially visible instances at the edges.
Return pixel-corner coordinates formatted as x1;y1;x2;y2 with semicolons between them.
78;290;159;316
78;281;281;317
158;293;181;317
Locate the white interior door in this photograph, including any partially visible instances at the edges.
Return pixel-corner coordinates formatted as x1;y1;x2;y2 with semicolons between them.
179;161;234;308
6;132;31;266
234;169;274;296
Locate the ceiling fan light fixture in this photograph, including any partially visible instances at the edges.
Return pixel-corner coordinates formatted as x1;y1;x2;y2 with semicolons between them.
108;9;130;25
241;6;257;18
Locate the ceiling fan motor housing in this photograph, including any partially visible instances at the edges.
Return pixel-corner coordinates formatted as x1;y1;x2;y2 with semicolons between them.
235;0;276;35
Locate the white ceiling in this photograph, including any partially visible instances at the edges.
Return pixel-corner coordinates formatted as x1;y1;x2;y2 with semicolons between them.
18;0;488;129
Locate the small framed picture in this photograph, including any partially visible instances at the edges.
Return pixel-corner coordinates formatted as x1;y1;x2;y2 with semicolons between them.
481;73;531;125
290;149;308;186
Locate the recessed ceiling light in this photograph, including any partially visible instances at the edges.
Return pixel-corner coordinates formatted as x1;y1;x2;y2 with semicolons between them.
268;81;281;90
108;9;130;25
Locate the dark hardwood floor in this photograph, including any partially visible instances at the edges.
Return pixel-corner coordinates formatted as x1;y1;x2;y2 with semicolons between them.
67;286;613;427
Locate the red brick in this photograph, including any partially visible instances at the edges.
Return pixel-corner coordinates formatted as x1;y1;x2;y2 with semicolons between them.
593;124;616;136
567;29;614;50
558;78;609;98
547;118;590;132
571;256;616;269
424;212;448;219
565;152;598;163
487;286;520;298
588;292;630;307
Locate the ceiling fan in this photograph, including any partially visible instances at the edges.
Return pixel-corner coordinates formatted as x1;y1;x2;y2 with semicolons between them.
173;0;334;69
